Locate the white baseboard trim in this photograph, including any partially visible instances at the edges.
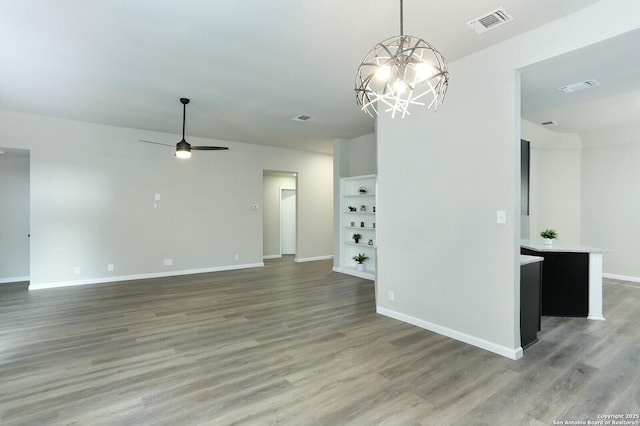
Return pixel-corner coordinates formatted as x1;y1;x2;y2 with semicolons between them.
603;273;640;283
0;276;30;284
262;254;282;260
376;306;523;360
29;263;264;290
295;255;333;263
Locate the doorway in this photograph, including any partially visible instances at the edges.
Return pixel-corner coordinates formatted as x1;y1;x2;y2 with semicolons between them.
280;188;296;255
0;147;30;284
262;170;297;259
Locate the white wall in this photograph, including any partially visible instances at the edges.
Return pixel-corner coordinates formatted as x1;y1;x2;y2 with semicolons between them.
262;173;297;258
376;0;640;359
0;149;30;282
0;110;333;288
522;120;583;244
581;123;640;280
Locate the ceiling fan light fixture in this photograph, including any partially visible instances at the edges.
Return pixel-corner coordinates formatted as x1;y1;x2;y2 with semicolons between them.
355;0;449;118
175;139;192;159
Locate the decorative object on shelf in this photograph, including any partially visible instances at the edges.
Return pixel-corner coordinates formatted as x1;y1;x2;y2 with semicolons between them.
360;221;365;228
360;205;366;212
368;239;373;245
352;233;362;243
353;253;369;272
354;0;449;119
540;228;558;245
359;187;368;194
373;206;376;212
348;206;357;212
373;222;375;228
350;221;355;227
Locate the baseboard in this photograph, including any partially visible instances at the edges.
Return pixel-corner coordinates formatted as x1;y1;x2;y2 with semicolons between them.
603;273;640;283
262;254;282;260
0;276;29;284
376;307;523;360
28;263;264;290
295;255;333;263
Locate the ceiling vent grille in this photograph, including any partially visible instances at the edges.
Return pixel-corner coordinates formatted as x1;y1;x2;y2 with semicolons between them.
292;114;313;122
558;79;600;93
467;7;513;34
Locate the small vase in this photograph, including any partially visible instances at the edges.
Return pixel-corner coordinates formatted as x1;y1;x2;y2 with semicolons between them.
356;263;365;272
543;238;553;245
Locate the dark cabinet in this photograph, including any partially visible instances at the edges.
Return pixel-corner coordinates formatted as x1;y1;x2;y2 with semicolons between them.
520;261;541;349
521;248;589;317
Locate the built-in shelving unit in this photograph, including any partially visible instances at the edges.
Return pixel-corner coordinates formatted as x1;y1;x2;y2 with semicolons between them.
334;174;376;280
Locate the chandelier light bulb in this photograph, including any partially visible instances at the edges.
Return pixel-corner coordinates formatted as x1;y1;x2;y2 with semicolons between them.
392;79;408;95
375;65;392;81
415;62;437;82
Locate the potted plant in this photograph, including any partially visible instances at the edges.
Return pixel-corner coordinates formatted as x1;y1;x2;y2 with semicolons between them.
352;253;369;271
352;233;362;244
540;228;558;245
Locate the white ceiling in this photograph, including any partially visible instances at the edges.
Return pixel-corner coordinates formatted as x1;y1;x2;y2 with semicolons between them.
0;0;615;154
521;28;640;135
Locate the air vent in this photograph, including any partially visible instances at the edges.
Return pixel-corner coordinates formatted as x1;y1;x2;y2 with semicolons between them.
467;7;513;34
292;114;313;122
558;79;600;93
540;120;558;127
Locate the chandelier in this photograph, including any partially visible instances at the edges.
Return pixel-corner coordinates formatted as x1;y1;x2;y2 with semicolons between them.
355;0;449;118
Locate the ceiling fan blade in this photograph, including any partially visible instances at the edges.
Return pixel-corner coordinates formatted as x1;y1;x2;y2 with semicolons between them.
138;139;174;147
191;146;229;150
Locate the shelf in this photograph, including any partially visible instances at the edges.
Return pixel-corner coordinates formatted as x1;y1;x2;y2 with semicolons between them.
333;266;375;281
338;174;377;281
344;241;375;247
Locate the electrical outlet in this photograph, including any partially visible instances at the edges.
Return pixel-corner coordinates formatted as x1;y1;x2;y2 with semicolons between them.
388;291;395;302
74;266;81;274
163;258;173;266
234;254;239;261
107;263;114;272
496;210;506;224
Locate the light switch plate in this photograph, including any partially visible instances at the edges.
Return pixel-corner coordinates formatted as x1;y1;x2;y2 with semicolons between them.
496;210;506;224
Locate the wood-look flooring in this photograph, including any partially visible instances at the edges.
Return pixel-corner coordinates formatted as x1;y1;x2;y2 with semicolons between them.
1;257;639;425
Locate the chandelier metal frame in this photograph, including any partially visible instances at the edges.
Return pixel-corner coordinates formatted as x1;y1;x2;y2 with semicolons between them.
355;0;449;118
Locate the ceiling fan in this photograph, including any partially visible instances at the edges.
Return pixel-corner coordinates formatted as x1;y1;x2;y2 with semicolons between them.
139;98;228;158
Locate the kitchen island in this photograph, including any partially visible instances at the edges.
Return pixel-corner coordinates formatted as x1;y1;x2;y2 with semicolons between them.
521;240;606;320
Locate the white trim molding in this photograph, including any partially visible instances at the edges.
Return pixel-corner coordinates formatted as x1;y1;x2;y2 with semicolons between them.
376;306;524;360
29;263;264;290
295;255;333;263
262;254;282;260
603;273;640;284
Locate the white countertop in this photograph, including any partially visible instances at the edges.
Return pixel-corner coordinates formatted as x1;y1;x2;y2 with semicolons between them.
521;239;607;254
520;255;544;266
